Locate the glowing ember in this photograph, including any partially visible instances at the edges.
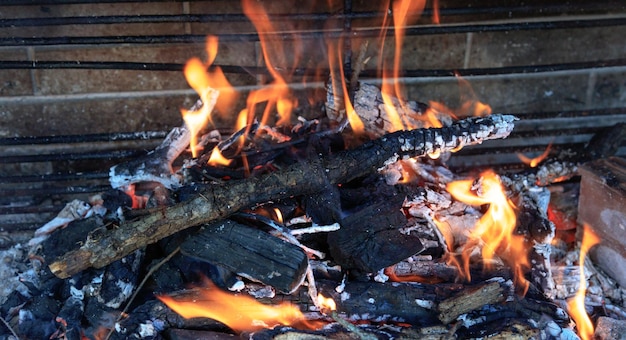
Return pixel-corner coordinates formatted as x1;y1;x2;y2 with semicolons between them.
567;224;600;340
384;265;443;284
158;279;312;333
445;170;530;293
518;143;552;168
207;146;232;167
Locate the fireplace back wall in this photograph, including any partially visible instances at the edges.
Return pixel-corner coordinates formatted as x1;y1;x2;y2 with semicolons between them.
1;0;625;234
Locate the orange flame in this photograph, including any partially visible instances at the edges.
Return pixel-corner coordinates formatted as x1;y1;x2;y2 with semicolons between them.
207;146;232;167
316;294;337;313
455;74;492;118
242;0;298;127
379;0;426;131
518;143;552;168
567;224;600;340
181;36;237;158
433;0;440;24
445;170;529;293
326;37;364;134
158;279;313;333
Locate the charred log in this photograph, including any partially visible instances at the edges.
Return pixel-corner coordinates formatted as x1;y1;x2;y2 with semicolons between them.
46;114;517;278
328;196;424;274
180;220;309;294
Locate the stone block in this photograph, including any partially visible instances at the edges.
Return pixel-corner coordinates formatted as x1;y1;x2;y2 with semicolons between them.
578;157;626;287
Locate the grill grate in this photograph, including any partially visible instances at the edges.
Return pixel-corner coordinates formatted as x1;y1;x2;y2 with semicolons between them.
1;0;625;232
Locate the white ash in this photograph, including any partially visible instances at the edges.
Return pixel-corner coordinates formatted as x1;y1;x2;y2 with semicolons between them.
340;291;350;302
28;199;91;247
415;299;435;310
246;284;275;299
138;321;157;338
0;244;33;305
374;269;389;283
228;279;245;292
288;223;340;235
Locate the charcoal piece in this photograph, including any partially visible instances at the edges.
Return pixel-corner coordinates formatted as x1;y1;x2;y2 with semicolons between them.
101;189;133;212
302;184;341;225
41;216;104;260
17;294;61;339
97;250;143;309
166;328;237;340
316;280;439;325
180;220;308;294
585;122;626;160
328;196;424;273
55;291;84;339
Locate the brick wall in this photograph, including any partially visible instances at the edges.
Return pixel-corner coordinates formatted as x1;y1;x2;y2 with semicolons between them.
0;0;624;137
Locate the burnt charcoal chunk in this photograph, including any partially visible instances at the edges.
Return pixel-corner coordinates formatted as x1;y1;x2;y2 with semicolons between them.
328;197;424;273
302;184;342;225
180;220;308;294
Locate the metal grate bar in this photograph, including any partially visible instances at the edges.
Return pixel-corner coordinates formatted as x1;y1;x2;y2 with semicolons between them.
1;17;625;47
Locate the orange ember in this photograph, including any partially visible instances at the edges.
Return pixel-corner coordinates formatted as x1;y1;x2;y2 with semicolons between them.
445;170;530;293
158;280;313;333
384;265;443;284
567;224;600;340
518;143;552;168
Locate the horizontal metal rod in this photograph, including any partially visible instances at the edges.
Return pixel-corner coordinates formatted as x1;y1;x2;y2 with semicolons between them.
1;185;110;198
2;59;625;81
0;149;147;163
0;172;108;184
1;3;623;27
0;130;167;146
1;16;624;47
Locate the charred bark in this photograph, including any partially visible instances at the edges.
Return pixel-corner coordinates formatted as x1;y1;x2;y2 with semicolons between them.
47;114;517;278
180;220;309;294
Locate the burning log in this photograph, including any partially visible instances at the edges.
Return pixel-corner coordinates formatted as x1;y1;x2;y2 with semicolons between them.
180;220;309;294
109;124;193;190
45;114;516;278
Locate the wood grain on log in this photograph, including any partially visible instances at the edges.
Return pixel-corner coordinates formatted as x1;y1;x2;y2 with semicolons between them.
438;280;506;324
180;220;308;294
47;114;516;279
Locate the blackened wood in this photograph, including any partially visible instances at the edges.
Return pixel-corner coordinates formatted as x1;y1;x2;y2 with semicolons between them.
316;280;440;325
328;196;424;273
180;220;308;294
47;114;516;279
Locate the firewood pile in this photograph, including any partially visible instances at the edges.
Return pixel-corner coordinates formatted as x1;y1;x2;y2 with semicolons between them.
0;71;625;340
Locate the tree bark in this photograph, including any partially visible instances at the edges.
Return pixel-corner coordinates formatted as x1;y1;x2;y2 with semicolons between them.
47;114;516;279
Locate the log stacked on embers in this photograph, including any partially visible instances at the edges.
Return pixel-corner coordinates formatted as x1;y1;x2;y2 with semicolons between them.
1;93;625;339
